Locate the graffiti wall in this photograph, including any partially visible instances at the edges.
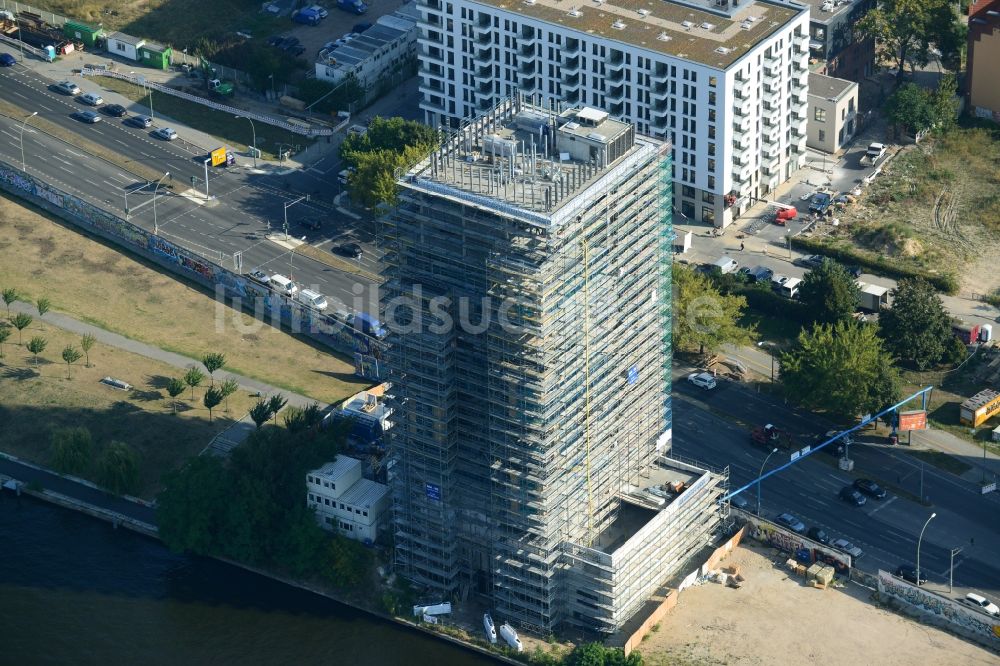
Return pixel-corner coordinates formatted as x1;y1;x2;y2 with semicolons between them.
877;570;1000;649
737;512;852;572
0;159;385;380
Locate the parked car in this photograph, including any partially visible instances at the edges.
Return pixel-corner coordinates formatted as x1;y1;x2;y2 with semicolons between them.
55;80;82;95
846;265;863;278
775;513;806;533
129;115;153;128
72;110;102;124
246;270;270;285
289;44;306;56
808;192;833;216
687;372;717;390
266;35;285;47
831;538;863;559
895;564;926;585
279;36;300;51
863;142;887;166
796;254;826;269
334;242;363;259
152;127;178;141
713;256;739;274
0;52;16;67
745;265;774;283
839;486;867;506
853;478;887;500
102;103;128;117
962;593;1000;617
79;92;104;106
807;526;830;545
310;4;330;17
301;218;323;231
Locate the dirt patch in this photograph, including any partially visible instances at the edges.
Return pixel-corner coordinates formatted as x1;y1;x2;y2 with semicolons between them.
639;545;997;666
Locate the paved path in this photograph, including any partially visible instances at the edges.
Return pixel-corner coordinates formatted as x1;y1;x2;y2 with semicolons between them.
7;300;322;411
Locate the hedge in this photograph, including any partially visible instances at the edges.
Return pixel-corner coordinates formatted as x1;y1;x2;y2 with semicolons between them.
789;236;959;294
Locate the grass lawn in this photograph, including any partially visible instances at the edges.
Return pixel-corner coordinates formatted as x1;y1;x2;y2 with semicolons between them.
739;311;801;347
94;78;312;160
901;449;973;477
0;321;256;498
0;192;370;404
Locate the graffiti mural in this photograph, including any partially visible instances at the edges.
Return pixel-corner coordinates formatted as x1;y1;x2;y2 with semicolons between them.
180;255;215;282
149;236;181;263
33;181;66;209
0;166;34;193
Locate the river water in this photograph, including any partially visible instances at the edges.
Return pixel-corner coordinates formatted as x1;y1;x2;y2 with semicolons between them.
0;494;491;666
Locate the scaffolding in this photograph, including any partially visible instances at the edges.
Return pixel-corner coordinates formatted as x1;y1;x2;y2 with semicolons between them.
381;96;715;634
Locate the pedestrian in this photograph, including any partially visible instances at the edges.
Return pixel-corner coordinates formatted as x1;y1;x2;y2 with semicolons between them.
740;241;745;252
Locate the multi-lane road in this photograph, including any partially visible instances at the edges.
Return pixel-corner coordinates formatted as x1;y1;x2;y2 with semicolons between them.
671;370;1000;601
0;62;381;315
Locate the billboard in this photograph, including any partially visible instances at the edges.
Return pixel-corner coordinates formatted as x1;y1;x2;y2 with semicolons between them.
898;410;927;431
210;147;227;167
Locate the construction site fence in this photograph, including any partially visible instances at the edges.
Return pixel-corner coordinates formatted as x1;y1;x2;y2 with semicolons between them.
0;157;384;381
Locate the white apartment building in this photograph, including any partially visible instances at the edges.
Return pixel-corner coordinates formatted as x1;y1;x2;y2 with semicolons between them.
306;456;390;543
415;0;811;227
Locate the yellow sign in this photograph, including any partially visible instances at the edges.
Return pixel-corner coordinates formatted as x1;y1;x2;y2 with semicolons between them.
210;147;227;167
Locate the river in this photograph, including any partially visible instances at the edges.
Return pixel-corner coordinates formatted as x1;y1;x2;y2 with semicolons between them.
0;494;492;666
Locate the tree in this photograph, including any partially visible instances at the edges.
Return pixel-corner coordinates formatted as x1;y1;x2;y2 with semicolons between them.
283;405;307;432
202;352;226;386
672;264;756;355
203;386;224;422
36;297;51;319
929;72;959;132
0;324;9;359
340;117;438;207
884;83;936;136
878;278;955;369
798;259;860;325
157;455;231;554
857;0;964;81
49;426;92;475
249;399;272;429
81;333;96;367
61;345;82;379
220;378;239;413
11;312;32;345
97;441;140;496
267;394;288;422
166;377;186;415
2;287;18;317
26;335;47;367
183;366;205;400
781;321;901;419
564;643;643;666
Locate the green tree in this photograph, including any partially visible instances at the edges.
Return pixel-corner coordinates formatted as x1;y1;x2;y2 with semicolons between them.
157;455;231;554
298;76;365;114
798;259;860;325
878;278;955;369
885;83;935;135
283;405;307;432
97;441;140;496
184;366;205;400
857;0;964;80
929;72;959;132
61;345;82;379
166;377;186;415
672;264;756;355
781;321;901;418
0;324;10;358
320;534;372;589
203;386;224;422
249;399;272;429
81;333;96;367
202;352;226;386
26;335;47;367
340;117;438;207
220;378;239;413
11;312;32;345
267;394;288;422
564;643;642;666
2;287;18;317
36;297;51;319
49;426;92;475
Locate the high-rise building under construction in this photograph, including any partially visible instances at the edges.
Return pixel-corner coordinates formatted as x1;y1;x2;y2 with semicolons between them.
380;96;724;635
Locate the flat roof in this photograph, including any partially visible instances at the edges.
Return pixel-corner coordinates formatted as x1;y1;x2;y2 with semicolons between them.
468;0;804;69
798;0;863;24
807;73;856;101
962;389;1000;411
107;31;145;45
318;23;407;65
310;455;363;483
339;478;389;508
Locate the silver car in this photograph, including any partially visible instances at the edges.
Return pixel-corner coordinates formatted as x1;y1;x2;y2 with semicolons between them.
776;512;806;533
55;80;81;95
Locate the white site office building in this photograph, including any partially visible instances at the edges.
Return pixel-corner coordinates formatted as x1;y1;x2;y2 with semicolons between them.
307;456;390;543
415;0;811;227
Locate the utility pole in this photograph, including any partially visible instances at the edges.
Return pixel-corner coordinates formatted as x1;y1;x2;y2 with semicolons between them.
283;196;306;241
152;172;170;236
19;111;38;172
949;547;963;593
202;158;211;199
756;447;779;517
235;115;257;168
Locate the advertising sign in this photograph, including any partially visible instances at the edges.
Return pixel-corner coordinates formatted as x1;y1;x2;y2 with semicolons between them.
210;147;227;167
898;410;927;431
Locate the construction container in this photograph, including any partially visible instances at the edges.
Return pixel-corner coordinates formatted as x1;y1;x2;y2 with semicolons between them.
63;21;103;47
960;389;1000;427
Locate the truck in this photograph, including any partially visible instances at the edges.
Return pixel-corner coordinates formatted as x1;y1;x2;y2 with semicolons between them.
336;0;369;14
808;192;833;216
293;7;323;25
861;142;887;166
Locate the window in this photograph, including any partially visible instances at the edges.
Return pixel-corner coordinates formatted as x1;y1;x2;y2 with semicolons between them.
340;503;345;509
363;511;369;517
709;76;717;87
814;107;826;122
324;498;331;505
702;206;716;223
707;159;715;171
708;175;716;189
703;192;716;204
818;129;826;142
682;185;696;198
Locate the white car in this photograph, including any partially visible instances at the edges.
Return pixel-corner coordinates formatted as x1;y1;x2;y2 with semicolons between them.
152;127;178;141
831;538;863;559
775;512;806;533
79;92;104;106
55;80;81;95
687;372;717;390
962;593;1000;616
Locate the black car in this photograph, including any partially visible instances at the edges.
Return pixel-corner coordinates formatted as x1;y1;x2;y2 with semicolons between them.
846;265;863;278
301;218;323;231
807;526;830;545
839;486;867;506
267;35;285;47
289;45;306;57
795;254;826;269
854;478;887;500
334;243;363;259
279;37;300;51
895;564;926;585
102;103;128;117
72;110;101;124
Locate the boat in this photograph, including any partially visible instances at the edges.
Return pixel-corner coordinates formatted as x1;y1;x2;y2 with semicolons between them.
483;613;497;644
499;622;523;652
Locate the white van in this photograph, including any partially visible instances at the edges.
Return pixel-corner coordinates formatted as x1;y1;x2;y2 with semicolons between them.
297;289;328;311
269;274;298;296
779;277;802;299
713;256;739;274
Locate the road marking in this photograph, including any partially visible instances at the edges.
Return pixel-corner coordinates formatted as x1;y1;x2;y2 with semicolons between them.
113;172;132;183
64;149;86;158
58;165;73;174
868;496;897;516
115;139;129;147
37;104;54;112
11;90;28;100
939;559;964;578
84;179;100;187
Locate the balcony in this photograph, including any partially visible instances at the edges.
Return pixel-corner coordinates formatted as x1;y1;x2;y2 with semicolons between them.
606;84;626;102
473;47;493;66
732;163;752;183
477;64;493;78
652;82;670;100
519;62;536;75
791;73;807;90
762;125;780;144
733;76;752;98
519;77;538;93
763;62;781;78
563;39;581;55
561;54;581;71
733;120;750;137
764;49;782;63
652;65;669;82
478;80;494;94
561;73;581;91
762;86;780;105
420;46;446;66
733;96;752;117
762;152;780;170
607;55;627;73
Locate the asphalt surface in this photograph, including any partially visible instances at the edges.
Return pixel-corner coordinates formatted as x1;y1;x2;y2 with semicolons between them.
0;63;380;315
671;371;1000;603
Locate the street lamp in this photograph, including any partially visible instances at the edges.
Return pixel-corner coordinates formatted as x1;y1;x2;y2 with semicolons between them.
19;111;38;172
235;115;257;168
283;195;306;241
268;73;275;99
916;512;937;586
152;171;170;236
756;447;779;516
757;341;776;382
